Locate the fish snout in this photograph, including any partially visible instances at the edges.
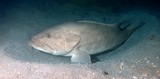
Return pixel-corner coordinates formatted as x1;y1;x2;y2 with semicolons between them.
28;37;56;54
28;37;37;46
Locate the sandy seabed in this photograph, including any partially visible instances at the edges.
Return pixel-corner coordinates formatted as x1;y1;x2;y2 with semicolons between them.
0;1;160;79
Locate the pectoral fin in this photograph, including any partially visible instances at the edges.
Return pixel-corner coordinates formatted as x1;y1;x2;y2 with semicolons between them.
71;50;91;64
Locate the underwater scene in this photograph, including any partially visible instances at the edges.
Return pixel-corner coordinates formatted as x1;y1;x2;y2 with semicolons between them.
0;0;160;79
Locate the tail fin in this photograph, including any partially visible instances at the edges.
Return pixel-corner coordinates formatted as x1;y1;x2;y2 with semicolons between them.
124;21;145;34
124;21;145;33
121;21;145;42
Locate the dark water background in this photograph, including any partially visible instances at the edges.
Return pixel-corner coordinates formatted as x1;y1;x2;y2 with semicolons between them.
0;0;160;12
0;0;160;79
0;0;160;25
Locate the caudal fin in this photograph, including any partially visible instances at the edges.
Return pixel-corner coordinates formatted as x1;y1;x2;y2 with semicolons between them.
120;21;145;41
124;21;145;34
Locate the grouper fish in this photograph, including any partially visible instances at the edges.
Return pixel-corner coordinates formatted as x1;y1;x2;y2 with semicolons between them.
28;21;145;63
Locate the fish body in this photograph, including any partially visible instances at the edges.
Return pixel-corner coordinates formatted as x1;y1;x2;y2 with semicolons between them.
29;21;144;63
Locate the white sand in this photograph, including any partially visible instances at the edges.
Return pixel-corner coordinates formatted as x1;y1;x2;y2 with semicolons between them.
0;1;160;79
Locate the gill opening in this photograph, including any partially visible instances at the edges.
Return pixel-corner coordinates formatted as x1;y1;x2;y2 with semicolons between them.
62;35;82;56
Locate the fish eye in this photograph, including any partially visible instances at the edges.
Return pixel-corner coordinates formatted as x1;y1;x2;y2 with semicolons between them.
46;33;51;38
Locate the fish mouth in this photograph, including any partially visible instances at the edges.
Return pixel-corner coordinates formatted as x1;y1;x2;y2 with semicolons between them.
28;38;72;56
28;38;54;53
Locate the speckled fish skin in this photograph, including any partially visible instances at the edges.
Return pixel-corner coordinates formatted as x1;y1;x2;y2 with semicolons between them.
28;21;145;63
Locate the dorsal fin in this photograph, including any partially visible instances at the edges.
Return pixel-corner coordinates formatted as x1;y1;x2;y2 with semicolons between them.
77;20;107;26
77;20;119;27
115;21;131;30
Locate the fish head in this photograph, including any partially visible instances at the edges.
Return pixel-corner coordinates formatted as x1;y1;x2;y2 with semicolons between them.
28;31;81;56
